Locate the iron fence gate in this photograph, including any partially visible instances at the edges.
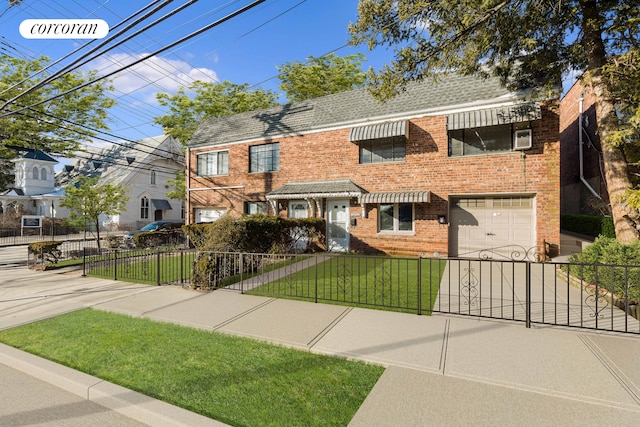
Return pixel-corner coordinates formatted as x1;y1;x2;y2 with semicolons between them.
83;250;640;335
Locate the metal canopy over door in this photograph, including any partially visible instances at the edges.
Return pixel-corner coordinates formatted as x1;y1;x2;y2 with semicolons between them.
328;200;349;252
450;196;535;260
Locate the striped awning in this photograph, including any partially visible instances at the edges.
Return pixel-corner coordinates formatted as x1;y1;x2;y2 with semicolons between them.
151;199;172;210
349;120;408;142
360;191;430;204
447;103;542;130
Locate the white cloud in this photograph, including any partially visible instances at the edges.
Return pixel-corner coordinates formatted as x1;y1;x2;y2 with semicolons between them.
88;53;219;96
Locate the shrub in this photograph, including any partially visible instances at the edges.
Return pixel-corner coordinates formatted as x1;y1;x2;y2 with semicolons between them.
28;241;64;264
104;235;123;249
567;237;640;303
560;214;615;238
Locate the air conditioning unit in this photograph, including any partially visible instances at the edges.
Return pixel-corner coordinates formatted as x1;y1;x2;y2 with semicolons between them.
514;129;532;150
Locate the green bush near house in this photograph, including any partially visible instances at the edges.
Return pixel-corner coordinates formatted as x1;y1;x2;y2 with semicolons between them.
184;214;325;289
560;213;615;238
566;237;640;303
27;241;64;264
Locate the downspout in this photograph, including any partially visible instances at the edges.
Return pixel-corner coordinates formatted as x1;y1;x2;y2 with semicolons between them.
579;92;602;199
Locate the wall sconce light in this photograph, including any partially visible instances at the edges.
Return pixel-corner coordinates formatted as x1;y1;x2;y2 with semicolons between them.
437;214;447;225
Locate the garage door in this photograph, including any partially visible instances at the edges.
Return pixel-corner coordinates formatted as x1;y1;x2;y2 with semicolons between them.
450;196;535;260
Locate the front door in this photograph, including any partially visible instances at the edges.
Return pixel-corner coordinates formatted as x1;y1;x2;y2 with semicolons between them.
328;200;349;252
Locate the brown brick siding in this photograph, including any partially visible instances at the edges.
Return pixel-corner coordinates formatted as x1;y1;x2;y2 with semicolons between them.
188;106;560;257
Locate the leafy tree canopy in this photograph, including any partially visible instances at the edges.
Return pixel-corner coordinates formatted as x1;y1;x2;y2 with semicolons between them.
60;176;128;247
277;53;368;102
154;80;279;145
0;55;116;190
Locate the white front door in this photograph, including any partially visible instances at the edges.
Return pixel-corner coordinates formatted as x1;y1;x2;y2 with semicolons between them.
328;200;349;252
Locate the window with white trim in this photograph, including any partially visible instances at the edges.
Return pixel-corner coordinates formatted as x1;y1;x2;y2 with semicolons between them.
249;143;279;173
379;203;414;232
150;170;156;185
245;201;267;215
196;150;229;176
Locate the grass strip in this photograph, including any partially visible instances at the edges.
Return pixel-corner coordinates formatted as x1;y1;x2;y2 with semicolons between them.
0;309;384;427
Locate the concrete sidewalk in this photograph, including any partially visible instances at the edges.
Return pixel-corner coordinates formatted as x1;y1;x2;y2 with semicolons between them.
1;263;640;426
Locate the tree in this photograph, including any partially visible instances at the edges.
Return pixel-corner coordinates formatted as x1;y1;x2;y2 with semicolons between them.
155;80;279;145
277;53;368;102
60;176;128;248
349;0;640;242
0;55;116;190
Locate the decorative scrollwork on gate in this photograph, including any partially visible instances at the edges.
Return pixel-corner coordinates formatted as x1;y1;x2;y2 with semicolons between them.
476;245;541;262
336;260;352;296
374;262;392;303
461;267;479;307
585;286;609;319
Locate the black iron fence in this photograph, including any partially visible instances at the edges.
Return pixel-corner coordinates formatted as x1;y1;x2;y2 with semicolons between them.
27;239;104;269
81;250;640;335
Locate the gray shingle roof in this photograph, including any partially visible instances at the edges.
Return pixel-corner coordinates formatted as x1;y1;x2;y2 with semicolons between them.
188;73;518;149
22;150;58;163
266;180;365;199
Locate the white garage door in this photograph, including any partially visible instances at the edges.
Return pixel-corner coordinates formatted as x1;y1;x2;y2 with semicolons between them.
450;196;535;260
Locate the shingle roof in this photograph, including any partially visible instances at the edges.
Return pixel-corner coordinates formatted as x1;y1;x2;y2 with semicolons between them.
266;180;365;199
188;73;520;149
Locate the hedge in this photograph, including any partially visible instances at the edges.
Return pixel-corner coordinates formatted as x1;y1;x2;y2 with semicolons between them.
560;213;615;238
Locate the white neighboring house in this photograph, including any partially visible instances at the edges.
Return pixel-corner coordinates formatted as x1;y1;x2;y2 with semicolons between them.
0;135;185;231
0;149;70;221
56;135;185;230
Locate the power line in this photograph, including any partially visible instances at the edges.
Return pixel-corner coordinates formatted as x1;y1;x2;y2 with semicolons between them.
0;0;268;120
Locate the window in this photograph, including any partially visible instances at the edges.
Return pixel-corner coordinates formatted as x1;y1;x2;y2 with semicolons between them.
245;201;267;215
196;151;229;176
150;170;156;185
359;137;406;164
449;124;529;156
379;203;413;232
140;197;149;219
40;168;47;180
32;167;39;180
249;143;279;173
181;201;185;219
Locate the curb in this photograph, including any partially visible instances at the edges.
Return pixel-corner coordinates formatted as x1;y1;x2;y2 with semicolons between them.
0;343;228;427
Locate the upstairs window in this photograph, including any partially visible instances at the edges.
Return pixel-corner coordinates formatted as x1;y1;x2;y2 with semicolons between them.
32;167;39;180
359;136;406;164
196;150;229;177
40;167;47;180
150;170;156;185
250;143;279;173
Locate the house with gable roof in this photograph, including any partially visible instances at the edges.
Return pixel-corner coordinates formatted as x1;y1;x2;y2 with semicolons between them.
57;135;185;230
186;73;560;258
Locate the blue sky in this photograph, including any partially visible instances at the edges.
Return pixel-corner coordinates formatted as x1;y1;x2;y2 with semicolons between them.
0;0;396;163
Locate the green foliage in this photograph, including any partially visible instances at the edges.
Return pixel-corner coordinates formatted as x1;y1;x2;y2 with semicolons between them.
560;214;615;238
154;80;279;144
60;176;129;246
567;237;640;302
277;53;368;102
0;54;115;190
28;241;63;264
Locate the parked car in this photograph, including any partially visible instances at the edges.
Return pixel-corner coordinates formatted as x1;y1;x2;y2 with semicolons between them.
123;220;184;247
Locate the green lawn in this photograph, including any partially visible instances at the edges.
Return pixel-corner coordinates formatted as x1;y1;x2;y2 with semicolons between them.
248;255;446;314
0;309;384;427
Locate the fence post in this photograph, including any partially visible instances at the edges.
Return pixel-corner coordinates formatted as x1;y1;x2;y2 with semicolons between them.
417;258;422;315
156;250;161;286
525;261;531;328
113;250;118;281
82;248;86;277
239;253;244;294
315;253;318;303
180;250;184;285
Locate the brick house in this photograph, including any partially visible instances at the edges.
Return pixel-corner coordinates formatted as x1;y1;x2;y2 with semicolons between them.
186;73;560;258
559;79;608;215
